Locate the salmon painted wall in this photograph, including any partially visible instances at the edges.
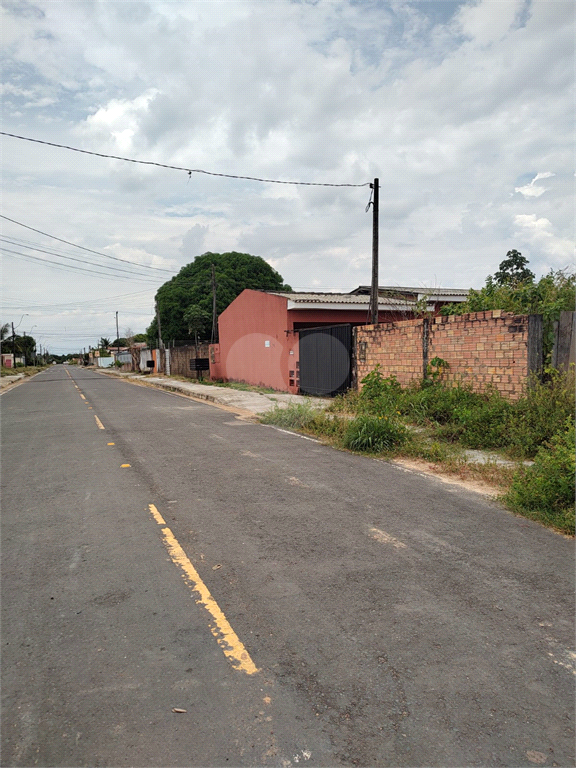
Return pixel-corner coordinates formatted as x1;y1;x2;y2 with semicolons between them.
291;309;413;327
210;290;299;392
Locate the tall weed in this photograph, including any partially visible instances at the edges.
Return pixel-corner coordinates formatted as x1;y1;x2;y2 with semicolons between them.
261;401;345;439
343;415;408;453
506;370;575;457
503;418;575;534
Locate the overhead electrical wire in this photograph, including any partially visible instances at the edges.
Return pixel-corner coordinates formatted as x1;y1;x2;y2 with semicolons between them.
0;237;166;280
0;215;175;274
2;247;160;283
0;132;371;188
1;288;154;310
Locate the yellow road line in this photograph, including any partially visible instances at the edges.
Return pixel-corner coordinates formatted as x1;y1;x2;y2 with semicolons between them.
148;503;259;675
94;415;105;429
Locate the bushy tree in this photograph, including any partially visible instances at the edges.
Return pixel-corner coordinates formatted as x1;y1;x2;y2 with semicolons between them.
146;252;291;345
493;250;535;286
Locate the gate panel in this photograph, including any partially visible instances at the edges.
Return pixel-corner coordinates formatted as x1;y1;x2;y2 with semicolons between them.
298;324;352;396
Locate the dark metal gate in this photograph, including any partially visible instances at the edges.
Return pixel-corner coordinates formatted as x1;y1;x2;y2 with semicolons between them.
298;324;352;397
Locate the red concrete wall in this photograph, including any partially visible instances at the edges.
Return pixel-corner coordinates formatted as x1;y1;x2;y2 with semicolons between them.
209;290;299;392
291;309;410;327
356;310;531;399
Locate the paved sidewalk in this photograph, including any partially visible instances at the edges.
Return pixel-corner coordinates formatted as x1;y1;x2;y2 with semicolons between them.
0;374;25;390
97;369;329;416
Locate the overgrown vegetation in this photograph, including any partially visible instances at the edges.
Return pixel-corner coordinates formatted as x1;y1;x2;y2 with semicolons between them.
1;364;48;377
262;365;575;534
503;418;575;535
343;415;407;453
261;400;346;438
341;364;574;459
440;254;575;365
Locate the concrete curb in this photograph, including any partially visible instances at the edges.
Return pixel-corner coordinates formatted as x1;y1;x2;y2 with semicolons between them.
0;374;25;390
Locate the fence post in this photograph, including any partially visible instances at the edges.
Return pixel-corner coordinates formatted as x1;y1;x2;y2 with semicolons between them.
552;311;575;372
527;314;543;381
422;317;430;380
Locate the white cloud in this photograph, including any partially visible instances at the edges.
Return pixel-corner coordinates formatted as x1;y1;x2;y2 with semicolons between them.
514;214;574;267
455;0;526;46
515;171;555;198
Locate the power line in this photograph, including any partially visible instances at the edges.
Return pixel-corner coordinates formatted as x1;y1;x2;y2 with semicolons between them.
1;288;153;309
1;214;175;274
2;247;160;283
0;237;167;280
1;132;371;188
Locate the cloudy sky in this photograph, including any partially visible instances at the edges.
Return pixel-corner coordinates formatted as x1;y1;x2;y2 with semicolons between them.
2;0;573;354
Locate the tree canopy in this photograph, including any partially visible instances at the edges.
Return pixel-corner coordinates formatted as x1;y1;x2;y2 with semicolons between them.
0;333;37;361
147;252;291;345
493;250;535;287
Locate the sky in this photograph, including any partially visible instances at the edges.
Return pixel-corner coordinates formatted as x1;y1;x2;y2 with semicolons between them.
2;0;574;354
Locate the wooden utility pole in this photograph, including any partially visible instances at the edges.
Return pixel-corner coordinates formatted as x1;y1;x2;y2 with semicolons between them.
211;263;218;344
116;311;120;359
370;178;379;326
155;301;164;373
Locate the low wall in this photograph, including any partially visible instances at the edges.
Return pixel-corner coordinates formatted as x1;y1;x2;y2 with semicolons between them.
168;344;211;378
356;310;539;399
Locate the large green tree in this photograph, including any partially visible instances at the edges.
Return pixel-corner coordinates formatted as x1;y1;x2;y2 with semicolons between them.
147;252;291;345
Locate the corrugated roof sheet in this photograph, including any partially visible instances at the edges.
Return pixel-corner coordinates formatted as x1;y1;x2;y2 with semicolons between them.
350;285;469;297
267;291;414;306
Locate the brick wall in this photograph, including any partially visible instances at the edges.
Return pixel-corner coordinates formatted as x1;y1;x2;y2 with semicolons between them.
356;310;533;399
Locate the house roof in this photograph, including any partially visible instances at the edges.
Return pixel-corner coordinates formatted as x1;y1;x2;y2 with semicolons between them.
266;291;417;311
349;285;469;301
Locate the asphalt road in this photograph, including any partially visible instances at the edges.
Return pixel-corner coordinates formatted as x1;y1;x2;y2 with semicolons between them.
2;366;574;767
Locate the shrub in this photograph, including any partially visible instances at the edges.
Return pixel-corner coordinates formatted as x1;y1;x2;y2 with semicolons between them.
506;370;575;458
503;418;575;534
359;367;402;416
343;415;408;453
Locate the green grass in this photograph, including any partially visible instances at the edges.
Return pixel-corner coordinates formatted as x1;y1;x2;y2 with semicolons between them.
1;365;49;377
261;401;346;439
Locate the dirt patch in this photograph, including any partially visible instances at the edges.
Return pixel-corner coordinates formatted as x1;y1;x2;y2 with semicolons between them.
392;458;500;497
